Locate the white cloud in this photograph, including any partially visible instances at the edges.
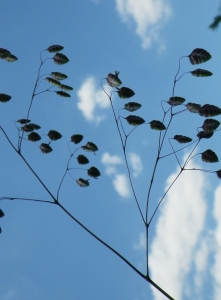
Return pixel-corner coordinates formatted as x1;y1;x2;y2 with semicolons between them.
77;77;110;125
212;184;221;300
113;174;130;198
115;0;172;49
128;152;142;177
101;152;130;198
101;152;123;165
149;158;207;300
101;152;123;175
133;232;146;251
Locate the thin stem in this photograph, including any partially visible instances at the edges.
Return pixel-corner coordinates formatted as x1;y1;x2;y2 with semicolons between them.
0;196;54;204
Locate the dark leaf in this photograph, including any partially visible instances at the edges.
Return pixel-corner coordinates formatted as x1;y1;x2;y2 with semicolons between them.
56;91;71;98
40;143;53;154
71;134;83;144
28;132;41;142
201;149;218;163
216;169;221;179
46;77;61;86
191;69;213;77
0;93;11;103
29;123;41;130
198;104;221;117
4;54;18;62
202;119;220;132
197;131;214;139
77;154;89;165
125;115;145;126
124;102;142;112
167;96;185;106
81;142;98;153
88;166;101;179
118;87;135;99
186;102;201;113
0;209;4;218
51;72;68;80
209;15;221;30
53;53;69;65
107;71;122;87
76;178;90;187
47;45;64;53
188;48;212;65
59;84;73;91
48;130;62;141
149;120;166;130
21;124;35;132
173;135;192;143
17;119;31;124
0;227;1;233
0;48;10;59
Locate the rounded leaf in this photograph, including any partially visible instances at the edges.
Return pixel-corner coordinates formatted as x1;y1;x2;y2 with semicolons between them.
28;132;41;142
149;120;166;130
71;134;83;144
125;115;145;126
188;48;212;65
88;166;101;179
77;154;89;165
81;142;98;153
124;102;142;112
53;53;69;65
0;209;5;218
107;71;122;88
29;123;41;130
56;91;71;97
17;119;31;124
191;69;213;77
216;170;221;179
167;96;185;106
76;178;89;187
198;104;221;117
118;87;135;99
51;72;68;80
202;119;220;132
0;93;11;103
47;45;64;53
40;143;53;154
197;131;214;139
4;54;18;62
48;130;62;141
0;48;10;59
21;124;35;132
201;149;218;163
173;135;192;143
59;84;73;91
46;77;61;86
186;102;201;113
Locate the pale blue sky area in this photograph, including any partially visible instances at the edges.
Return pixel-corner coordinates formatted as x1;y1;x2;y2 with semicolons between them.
1;1;221;300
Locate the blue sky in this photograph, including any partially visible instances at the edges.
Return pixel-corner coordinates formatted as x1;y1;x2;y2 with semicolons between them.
1;1;221;300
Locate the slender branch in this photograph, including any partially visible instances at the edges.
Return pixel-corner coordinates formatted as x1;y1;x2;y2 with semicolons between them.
0;196;54;204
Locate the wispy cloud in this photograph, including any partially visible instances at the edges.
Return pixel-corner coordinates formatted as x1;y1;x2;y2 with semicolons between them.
212;184;221;300
133;232;146;251
115;0;172;49
77;76;110;125
101;152;130;198
113;174;130;198
128;152;142;177
149;158;207;300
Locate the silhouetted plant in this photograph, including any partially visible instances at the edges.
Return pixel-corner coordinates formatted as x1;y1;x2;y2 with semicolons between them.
1;45;220;300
